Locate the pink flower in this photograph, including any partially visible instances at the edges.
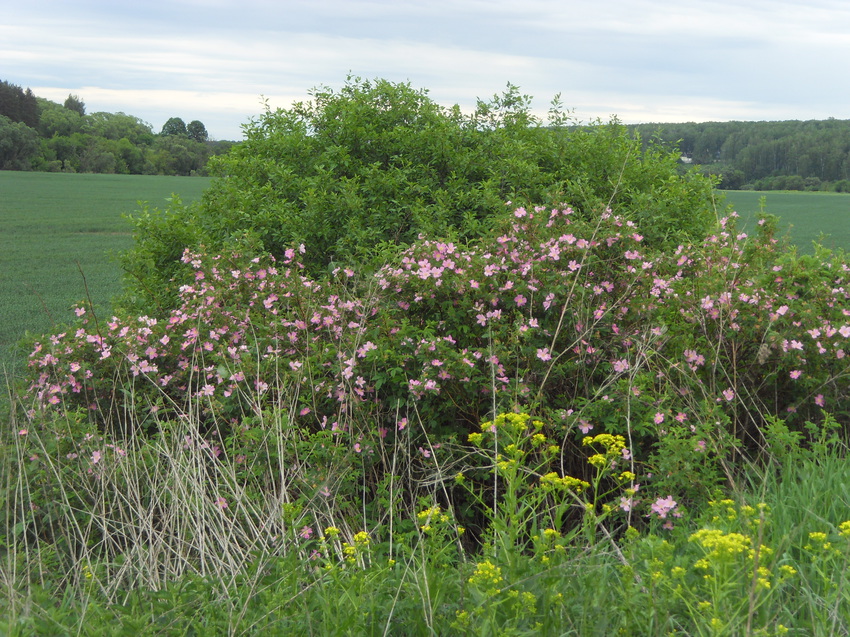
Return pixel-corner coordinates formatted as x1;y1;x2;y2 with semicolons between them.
18;429;27;436
299;526;314;540
654;413;665;425
651;496;677;519
215;497;228;510
790;370;802;380
722;388;735;402
815;394;825;407
613;359;629;373
578;420;593;434
91;450;102;464
536;348;552;362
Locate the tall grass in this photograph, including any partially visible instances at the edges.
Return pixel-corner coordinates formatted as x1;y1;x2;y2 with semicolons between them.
3;364;850;635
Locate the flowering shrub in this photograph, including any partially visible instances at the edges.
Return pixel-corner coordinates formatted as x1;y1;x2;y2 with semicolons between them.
21;202;850;541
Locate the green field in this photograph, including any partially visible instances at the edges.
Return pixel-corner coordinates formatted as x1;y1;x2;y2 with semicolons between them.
0;172;211;369
721;189;850;252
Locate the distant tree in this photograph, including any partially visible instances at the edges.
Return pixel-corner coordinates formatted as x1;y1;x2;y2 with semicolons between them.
0;114;40;169
64;94;86;116
37;99;84;137
86;112;154;145
161;117;187;137
0;80;39;127
187;120;208;143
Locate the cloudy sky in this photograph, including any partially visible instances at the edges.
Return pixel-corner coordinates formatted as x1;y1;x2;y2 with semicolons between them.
3;0;849;140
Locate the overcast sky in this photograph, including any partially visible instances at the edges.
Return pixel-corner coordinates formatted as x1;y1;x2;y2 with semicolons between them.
3;0;849;141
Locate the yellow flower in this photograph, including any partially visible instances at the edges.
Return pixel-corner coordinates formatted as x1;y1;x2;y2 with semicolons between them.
353;531;370;545
543;528;560;541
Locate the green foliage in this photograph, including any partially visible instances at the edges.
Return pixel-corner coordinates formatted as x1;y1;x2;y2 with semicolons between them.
0;80;38;127
7;76;850;637
121;76;716;312
0;115;40;169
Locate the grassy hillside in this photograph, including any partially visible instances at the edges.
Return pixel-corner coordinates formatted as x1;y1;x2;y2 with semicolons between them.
0;172;211;369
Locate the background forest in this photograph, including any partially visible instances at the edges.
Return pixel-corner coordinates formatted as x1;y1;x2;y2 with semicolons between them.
0;80;234;176
630;119;850;191
5;78;850;191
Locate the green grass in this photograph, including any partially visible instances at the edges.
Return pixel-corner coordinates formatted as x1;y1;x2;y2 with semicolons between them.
722;190;850;253
0;172;211;370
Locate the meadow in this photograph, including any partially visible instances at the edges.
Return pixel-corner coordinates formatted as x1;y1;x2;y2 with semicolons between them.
0;172;211;370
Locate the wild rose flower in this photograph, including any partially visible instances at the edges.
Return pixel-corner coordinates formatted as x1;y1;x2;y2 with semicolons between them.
651;496;678;519
612;359;629;373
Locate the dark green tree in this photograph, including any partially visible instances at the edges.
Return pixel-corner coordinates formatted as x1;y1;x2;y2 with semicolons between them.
187;120;208;143
63;93;86;116
160;117;187;137
0;81;39;127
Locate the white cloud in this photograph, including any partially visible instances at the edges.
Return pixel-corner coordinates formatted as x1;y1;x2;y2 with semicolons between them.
4;0;850;140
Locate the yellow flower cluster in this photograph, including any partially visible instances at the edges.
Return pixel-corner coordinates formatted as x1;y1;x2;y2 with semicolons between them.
468;560;504;596
689;529;754;565
417;505;451;533
480;412;532;436
341;530;371;564
582;433;627;453
540;471;590;493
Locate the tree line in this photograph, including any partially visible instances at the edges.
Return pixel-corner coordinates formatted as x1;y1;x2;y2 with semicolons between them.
0;80;235;175
4;77;849;189
629;118;850;192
